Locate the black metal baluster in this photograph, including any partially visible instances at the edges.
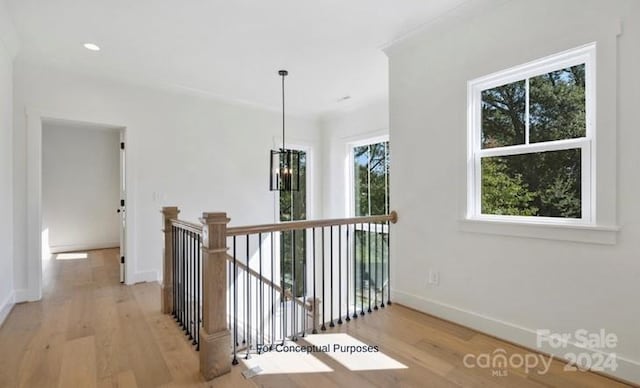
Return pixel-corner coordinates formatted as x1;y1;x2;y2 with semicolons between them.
346;224;351;322
196;233;201;349
232;236;238;365
281;232;287;344
258;233;263;354
271;232;275;349
179;227;182;323
292;230;297;340
191;232;195;341
337;225;343;325
387;220;392;305
187;232;191;339
179;228;183;327
360;224;365;317
193;232;198;343
254;275;258;352
191;232;198;338
329;226;334;328
187;231;193;340
374;223;379;311
254;270;258;352
352;223;358;320
302;229;307;337
178;227;182;323
228;238;231;341
368;222;372;313
172;226;177;319
186;231;190;338
183;229;187;330
321;227;326;331
312;228;318;334
380;224;385;309
175;227;180;322
190;232;194;339
186;231;191;339
246;235;250;359
192;232;197;342
182;229;187;329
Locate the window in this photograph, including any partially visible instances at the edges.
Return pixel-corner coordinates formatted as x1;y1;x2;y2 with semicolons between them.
354;141;390;217
467;44;595;224
351;139;389;305
280;149;307;297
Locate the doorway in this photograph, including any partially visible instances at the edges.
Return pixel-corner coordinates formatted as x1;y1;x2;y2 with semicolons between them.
40;119;126;284
24;111;130;302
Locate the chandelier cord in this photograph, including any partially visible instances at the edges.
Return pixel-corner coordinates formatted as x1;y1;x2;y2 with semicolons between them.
281;72;286;151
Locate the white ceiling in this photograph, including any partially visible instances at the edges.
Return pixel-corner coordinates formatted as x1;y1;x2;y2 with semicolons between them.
7;0;467;117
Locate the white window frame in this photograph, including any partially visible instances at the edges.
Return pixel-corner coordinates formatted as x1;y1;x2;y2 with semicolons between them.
466;43;596;226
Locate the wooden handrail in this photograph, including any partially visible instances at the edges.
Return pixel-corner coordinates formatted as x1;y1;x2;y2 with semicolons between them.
226;210;398;237
170;219;202;235
225;253;312;311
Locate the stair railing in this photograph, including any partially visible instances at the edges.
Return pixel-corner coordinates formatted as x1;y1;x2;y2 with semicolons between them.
161;206;398;380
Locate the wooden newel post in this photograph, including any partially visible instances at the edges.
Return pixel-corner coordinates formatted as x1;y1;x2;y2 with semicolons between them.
199;212;231;380
161;206;180;314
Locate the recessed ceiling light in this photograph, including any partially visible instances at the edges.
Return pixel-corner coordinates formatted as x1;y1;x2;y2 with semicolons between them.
83;43;100;51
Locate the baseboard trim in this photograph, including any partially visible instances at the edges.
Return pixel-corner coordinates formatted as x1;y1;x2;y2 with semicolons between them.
13;288;39;303
0;290;16;328
131;270;159;285
392;289;640;385
49;242;120;254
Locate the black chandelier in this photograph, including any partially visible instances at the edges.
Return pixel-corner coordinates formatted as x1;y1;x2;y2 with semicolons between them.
270;70;301;191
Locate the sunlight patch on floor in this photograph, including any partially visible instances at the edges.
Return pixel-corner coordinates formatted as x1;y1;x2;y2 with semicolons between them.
305;333;408;371
241;341;333;375
56;252;88;260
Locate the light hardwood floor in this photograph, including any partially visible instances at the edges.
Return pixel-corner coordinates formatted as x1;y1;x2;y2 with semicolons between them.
0;248;252;388
247;306;633;388
0;248;633;387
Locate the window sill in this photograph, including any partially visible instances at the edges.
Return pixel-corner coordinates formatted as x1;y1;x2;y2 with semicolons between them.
458;218;619;245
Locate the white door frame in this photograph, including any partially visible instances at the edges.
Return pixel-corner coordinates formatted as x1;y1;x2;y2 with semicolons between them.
25;108;133;301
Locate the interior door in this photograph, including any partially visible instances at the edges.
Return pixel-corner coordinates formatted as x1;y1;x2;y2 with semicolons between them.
119;130;126;283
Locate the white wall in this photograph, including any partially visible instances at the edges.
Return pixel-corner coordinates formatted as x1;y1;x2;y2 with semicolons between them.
0;0;17;325
387;0;640;383
13;61;322;293
42;123;120;253
320;98;389;218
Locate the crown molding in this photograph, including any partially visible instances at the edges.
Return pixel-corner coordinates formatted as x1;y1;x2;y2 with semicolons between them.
381;0;512;56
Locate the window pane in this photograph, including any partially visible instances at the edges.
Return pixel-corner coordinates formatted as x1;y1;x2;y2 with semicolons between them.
353;145;369;217
481;80;526;149
530;64;586;143
481;148;581;218
280;150;306;297
368;143;387;215
353;142;390;217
